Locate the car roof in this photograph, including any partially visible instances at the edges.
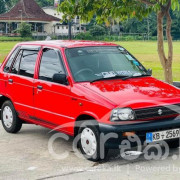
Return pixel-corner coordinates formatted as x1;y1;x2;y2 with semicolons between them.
18;40;118;49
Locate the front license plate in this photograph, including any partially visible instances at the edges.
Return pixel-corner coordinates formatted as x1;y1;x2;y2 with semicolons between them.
146;128;180;143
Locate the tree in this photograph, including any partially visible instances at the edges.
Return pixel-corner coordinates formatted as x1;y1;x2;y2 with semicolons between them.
35;0;53;7
4;0;53;9
89;25;106;36
121;12;157;37
0;0;6;14
58;0;180;84
16;22;32;37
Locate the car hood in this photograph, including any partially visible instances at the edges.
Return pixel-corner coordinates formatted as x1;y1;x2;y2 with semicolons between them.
80;77;180;109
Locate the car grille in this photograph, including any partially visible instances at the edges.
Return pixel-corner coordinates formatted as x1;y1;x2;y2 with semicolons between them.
134;104;180;120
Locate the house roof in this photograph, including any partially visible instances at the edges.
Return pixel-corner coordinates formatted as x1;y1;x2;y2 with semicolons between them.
0;0;60;22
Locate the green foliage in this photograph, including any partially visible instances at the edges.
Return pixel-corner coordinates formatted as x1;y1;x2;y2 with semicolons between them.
16;22;32;37
89;25;106;36
75;32;93;40
1;0;53;11
0;0;6;14
36;0;53;7
58;0;180;23
74;33;156;41
0;36;32;41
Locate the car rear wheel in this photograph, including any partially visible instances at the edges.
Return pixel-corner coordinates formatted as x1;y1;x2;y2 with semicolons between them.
1;100;22;133
78;121;108;161
167;139;180;149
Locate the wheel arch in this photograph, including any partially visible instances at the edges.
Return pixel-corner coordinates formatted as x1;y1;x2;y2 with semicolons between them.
74;113;99;137
0;95;13;119
0;95;12;108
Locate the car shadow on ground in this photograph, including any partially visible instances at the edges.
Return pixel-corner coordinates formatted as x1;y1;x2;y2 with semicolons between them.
18;125;180;165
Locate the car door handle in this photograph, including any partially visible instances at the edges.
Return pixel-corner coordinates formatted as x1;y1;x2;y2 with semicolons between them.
8;79;13;83
37;85;43;90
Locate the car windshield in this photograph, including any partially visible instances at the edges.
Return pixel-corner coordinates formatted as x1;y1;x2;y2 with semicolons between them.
65;46;147;82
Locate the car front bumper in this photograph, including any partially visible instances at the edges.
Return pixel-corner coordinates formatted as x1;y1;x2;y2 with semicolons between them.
99;117;180;148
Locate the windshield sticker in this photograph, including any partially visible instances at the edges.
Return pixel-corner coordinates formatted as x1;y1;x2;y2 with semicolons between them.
118;47;125;51
102;71;117;78
133;73;142;76
95;71;135;78
133;60;140;66
125;54;135;61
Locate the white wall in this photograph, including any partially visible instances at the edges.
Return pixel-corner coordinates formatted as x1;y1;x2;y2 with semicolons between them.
43;7;85;35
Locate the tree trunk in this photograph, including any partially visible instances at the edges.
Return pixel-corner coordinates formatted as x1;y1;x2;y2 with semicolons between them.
157;1;173;84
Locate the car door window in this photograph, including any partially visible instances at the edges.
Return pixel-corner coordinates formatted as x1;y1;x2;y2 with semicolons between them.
10;49;38;78
19;50;38;78
4;47;20;73
39;48;65;82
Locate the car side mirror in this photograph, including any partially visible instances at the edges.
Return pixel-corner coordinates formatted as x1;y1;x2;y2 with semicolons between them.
52;73;67;85
147;69;152;76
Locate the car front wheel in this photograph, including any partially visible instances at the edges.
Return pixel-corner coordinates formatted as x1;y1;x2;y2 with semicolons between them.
1;100;22;133
78;121;108;161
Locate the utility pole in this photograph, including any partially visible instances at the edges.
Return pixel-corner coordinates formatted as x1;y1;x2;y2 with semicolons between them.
68;20;72;40
19;10;22;24
147;17;150;41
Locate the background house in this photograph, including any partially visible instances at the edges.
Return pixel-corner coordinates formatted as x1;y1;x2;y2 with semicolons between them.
0;0;86;36
43;6;86;36
0;0;60;36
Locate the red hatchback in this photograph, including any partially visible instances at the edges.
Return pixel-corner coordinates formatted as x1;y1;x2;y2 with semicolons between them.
0;40;180;161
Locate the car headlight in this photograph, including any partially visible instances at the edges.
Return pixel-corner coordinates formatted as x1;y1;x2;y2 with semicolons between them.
111;108;135;121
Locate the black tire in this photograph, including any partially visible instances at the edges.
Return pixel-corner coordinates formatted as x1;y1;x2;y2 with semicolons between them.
78;121;108;161
1;100;22;133
167;139;180;149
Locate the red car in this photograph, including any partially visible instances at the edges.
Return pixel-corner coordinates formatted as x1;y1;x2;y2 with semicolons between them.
0;40;180;161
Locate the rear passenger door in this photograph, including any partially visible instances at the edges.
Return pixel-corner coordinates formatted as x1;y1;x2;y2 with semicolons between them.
6;46;40;120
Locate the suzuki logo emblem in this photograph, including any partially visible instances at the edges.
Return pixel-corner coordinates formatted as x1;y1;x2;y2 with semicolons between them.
158;109;163;115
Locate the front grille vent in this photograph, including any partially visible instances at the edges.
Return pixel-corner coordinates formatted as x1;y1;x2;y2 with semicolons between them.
134;104;180;120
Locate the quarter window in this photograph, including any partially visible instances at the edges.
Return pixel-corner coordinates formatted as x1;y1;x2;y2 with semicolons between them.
39;49;65;82
4;47;20;72
11;50;23;74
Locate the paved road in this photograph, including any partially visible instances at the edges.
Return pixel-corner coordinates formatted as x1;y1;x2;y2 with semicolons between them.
0;124;180;180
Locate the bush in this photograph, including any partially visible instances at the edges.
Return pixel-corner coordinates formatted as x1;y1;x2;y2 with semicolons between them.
89;25;106;36
15;22;32;37
75;32;93;40
0;36;32;41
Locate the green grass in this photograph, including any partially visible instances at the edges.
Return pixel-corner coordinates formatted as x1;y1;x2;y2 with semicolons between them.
115;41;180;81
0;41;179;81
0;42;18;62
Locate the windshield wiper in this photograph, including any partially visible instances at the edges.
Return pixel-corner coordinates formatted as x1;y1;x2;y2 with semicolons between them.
121;74;151;80
90;75;129;83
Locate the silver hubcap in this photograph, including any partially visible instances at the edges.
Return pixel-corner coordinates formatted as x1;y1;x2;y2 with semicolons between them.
81;128;97;156
3;106;13;128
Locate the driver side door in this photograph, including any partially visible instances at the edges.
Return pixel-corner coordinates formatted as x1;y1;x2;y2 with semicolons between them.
34;48;74;134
